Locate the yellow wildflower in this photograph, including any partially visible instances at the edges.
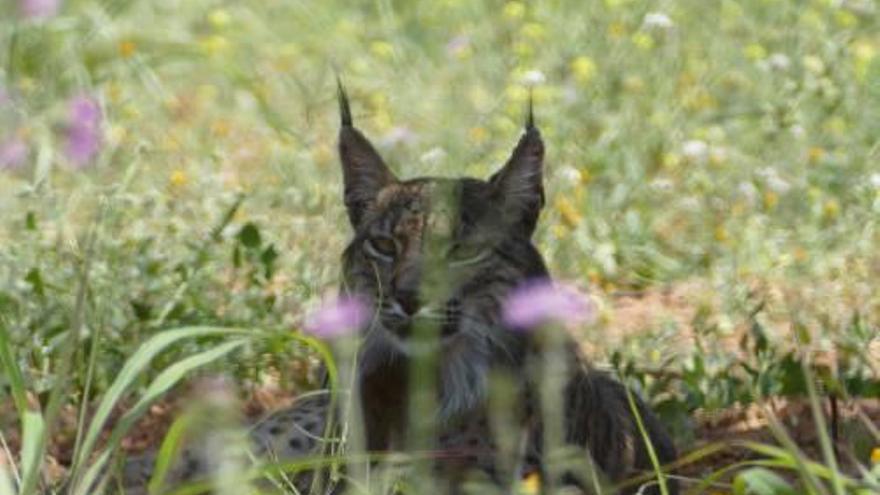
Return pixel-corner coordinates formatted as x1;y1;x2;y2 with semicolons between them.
370;40;395;59
211;119;231;137
684;88;716;112
852;39;876;81
834;10;857;28
807;146;826;164
311;143;334;166
522;22;546;40
871;447;880;464
208;8;231;29
17;77;35;95
199;35;230;56
763;191;779;209
505;84;529;103
803;55;825;74
555;197;582;229
468;126;488;145
118;40;136;59
824;116;847;136
518;472;541;495
169;170;188;188
662;152;681;169
632;32;655;51
551;224;568;239
373;110;392;131
800;9;824;30
108;125;127;146
823;199;840;219
122;104;140;119
579;168;592;185
608;21;627;39
744;43;767;61
622;75;645;93
570;56;597;84
503;1;525;20
713;225;729;243
512;40;534;57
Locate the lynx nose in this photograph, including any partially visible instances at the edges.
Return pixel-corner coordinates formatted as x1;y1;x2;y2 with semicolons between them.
394;289;421;317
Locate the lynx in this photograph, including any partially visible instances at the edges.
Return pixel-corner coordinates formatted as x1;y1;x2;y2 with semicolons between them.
120;85;678;494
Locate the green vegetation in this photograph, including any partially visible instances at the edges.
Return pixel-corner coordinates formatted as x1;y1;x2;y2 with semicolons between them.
1;0;879;493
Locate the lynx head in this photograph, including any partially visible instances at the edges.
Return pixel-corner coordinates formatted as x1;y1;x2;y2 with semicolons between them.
337;84;550;415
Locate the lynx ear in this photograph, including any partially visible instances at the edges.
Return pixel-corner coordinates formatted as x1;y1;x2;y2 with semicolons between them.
337;82;397;227
489;99;545;236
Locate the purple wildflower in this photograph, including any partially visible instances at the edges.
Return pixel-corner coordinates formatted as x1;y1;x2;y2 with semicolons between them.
19;0;61;18
502;278;595;330
0;137;28;170
304;294;370;339
64;94;102;167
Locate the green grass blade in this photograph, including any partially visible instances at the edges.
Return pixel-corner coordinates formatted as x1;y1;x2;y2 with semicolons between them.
72;337;251;495
623;385;669;495
69;327;249;479
149;411;197;495
0;461;16;495
18;411;45;495
0;318;28;422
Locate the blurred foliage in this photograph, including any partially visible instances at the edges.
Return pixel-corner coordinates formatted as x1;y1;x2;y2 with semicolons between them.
1;0;880;474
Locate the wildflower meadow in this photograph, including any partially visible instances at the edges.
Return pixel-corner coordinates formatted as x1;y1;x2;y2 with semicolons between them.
1;0;880;493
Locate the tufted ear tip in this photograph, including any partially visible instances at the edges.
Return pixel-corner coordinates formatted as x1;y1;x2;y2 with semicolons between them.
525;90;535;131
337;77;352;127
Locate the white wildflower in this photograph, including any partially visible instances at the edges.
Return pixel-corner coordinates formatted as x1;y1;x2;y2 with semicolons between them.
679;196;701;212
767;53;791;71
869;173;880;188
759;167;791;193
419;146;446;165
738;181;758;203
521;70;546;86
650;178;674;192
643;12;674;30
379;126;416;147
681;140;709;164
556;165;582;185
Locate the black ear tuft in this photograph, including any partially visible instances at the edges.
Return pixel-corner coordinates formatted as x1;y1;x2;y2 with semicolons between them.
337;85;397;227
525;90;535;131
337;77;352;127
489;123;545;237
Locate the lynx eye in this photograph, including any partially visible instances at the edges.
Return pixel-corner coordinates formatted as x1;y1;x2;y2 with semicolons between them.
365;236;397;260
447;243;489;267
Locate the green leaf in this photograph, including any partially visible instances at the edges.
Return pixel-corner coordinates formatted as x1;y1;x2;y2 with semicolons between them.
260;244;279;278
237;222;261;249
0;320;28;421
20;411;46;495
149;411;197;495
73;336;251;495
733;467;796;495
25;211;36;230
69;327;249;480
24;268;44;298
0;461;15;495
